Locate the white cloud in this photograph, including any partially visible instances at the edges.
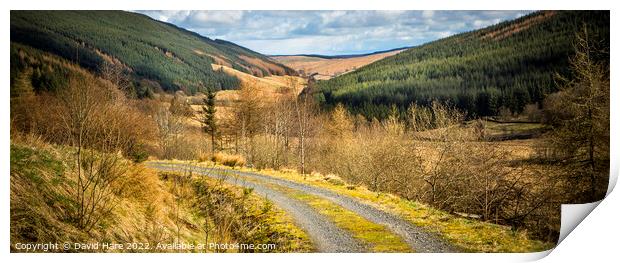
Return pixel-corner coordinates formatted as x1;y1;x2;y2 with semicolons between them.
473;19;486;27
437;31;453;38
237;35;353;55
422;10;435;18
473;17;503;28
140;10;190;23
187;11;244;25
134;10;532;55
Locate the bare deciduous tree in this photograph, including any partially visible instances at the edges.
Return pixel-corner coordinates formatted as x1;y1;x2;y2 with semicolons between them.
55;75;133;231
99;60;132;96
293;78;316;177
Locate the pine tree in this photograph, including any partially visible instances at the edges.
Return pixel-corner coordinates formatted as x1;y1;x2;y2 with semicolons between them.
201;89;218;153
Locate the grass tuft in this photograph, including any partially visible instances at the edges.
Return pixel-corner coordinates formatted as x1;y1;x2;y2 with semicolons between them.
210;152;246;168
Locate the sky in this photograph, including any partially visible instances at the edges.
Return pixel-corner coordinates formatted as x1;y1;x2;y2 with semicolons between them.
135;10;531;56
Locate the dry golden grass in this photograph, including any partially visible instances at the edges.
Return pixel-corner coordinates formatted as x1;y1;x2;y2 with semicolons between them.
10;139;311;252
9;141;196;251
238;55;286;76
207;54;233;67
215;90;239;102
211;152;246;168
211;64;305;98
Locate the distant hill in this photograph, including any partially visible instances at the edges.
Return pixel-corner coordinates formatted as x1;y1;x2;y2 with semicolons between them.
10;10;295;95
272;47;408;80
315;11;610;119
271;46;411;60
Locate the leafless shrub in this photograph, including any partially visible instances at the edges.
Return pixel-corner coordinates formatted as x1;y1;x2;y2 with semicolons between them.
99;60;132;96
306;100;562;240
51;75;138;231
523;103;543;122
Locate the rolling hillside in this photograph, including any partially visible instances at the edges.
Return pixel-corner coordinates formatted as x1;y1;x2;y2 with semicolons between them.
315;11;610;119
10;10;295;96
272;48;407;80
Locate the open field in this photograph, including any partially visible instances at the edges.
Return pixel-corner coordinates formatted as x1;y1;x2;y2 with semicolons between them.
211;64;306;98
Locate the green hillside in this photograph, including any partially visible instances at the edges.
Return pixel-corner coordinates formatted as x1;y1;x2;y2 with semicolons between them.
10;10;295;96
315;11;610;119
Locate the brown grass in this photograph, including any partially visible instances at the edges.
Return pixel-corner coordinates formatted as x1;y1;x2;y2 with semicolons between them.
238;55;287;76
207;54;233;67
10;140;311;252
211;152;246;168
211;64;305;97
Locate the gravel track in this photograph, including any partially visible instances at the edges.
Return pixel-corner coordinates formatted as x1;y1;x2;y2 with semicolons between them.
147;162;458;253
149;164;365;252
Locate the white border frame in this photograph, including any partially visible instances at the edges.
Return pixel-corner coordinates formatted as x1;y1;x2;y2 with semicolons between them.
2;1;617;262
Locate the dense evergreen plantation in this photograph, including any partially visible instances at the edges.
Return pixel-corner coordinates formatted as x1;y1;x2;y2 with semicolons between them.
10;10;295;96
315;11;610;119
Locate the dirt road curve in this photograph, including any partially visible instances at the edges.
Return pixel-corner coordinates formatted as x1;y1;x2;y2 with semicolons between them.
146;161;457;253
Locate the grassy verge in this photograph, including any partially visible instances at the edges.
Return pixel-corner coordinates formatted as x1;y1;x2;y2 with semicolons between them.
155;160;555;252
10;143;313;252
160;170;314;252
